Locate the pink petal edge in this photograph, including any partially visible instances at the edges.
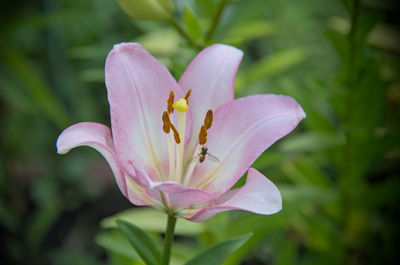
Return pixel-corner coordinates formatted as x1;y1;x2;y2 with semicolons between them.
179;44;243;159
56;122;148;206
186;168;282;222
189;94;306;194
133;168;217;210
56;122;128;196
105;42;190;181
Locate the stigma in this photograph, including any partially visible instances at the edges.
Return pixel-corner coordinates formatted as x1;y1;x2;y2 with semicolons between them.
161;89;215;186
173;98;188;112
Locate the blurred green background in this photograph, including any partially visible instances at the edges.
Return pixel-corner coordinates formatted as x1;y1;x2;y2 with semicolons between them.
1;0;399;264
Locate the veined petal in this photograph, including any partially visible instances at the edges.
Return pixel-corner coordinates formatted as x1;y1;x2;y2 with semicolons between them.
186;168;282;222
133;168;216;210
105;43;187;181
152;181;216;210
178;44;243;158
189;94;305;194
56;122;129;197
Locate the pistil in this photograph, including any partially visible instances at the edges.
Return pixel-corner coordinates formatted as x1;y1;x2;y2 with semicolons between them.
162;90;217;188
162;111;175;181
172;98;188;183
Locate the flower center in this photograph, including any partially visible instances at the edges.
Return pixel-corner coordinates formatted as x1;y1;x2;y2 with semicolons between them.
161;90;213;185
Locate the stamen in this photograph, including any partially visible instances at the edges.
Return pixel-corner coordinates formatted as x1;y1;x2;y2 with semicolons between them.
204;110;213;129
199;125;208;145
174;100;187;183
183;144;201;186
167;91;174;114
162;111;171;133
173;98;188;112
170;123;181;144
184;89;192;105
166;133;175;181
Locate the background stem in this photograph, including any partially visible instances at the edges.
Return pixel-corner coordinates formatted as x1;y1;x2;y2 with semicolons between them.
205;0;229;41
162;215;177;265
169;17;202;50
341;0;360;227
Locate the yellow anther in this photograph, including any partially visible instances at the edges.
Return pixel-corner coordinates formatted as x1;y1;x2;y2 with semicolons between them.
204;110;213;129
170;124;181;144
162;111;171;133
199;125;208;145
184;89;192;105
167;91;175;114
173;98;188;112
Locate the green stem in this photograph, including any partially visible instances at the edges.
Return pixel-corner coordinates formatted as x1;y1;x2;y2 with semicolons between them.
342;0;360;226
205;0;229;41
169;17;202;50
162;214;177;265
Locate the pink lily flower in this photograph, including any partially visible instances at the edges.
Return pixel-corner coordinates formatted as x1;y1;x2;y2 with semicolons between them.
56;43;305;222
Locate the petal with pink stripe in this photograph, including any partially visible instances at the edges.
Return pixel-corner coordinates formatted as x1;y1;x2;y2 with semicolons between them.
56;122;130;198
188;94;305;194
105;43;188;180
179;44;243;158
187;168;282;222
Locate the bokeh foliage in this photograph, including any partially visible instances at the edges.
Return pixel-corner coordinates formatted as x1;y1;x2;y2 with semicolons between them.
0;0;399;264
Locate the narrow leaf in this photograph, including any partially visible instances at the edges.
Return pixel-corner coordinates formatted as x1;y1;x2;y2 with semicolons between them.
184;5;203;41
116;219;161;265
185;234;252;265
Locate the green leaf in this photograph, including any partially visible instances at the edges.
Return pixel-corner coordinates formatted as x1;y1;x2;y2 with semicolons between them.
95;229;140;260
136;28;179;57
184;5;203;41
116;0;174;21
280;132;345;153
185;234;252;265
4;50;72;129
236;47;307;89
102;208;203;236
223;20;275;45
116;219;161;265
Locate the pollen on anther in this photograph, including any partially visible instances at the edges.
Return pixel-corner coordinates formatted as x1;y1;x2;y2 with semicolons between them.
170;124;181;144
199;125;208;145
204;110;213;129
167;91;174;114
184;89;192;105
162;111;171;133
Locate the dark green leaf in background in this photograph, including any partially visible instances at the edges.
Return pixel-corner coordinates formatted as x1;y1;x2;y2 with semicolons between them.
185;234;252;265
116;219;162;265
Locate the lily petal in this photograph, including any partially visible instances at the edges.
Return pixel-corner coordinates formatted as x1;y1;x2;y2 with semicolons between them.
189;94;305;194
133;168;216;210
152;181;217;210
56;122;128;197
178;44;243;157
105;43;186;180
187;168;282;222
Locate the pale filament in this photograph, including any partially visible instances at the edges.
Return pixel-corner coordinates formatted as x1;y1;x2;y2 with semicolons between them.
165;133;175;181
162;91;213;187
183;144;201;186
175;110;186;183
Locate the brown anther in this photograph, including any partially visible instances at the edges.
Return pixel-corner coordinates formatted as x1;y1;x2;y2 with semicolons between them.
162;111;171;133
199;125;208;145
167;91;174;114
184;89;192;105
204;109;213;129
170;124;181;144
